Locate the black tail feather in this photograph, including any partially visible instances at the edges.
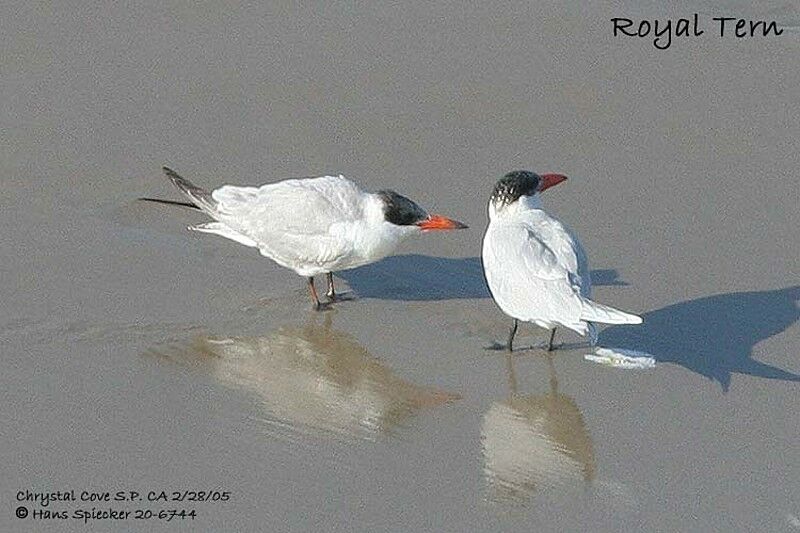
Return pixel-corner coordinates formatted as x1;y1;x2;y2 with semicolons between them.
137;197;201;210
162;166;217;212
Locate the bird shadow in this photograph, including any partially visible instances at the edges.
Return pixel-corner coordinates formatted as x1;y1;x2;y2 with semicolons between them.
337;255;627;301
600;286;800;392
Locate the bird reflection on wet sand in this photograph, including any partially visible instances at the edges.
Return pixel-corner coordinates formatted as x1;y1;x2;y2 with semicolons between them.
481;353;595;504
149;315;460;441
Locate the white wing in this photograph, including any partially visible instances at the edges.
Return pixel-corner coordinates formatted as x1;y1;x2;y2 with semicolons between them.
533;217;640;325
534;217;591;299
210;175;366;270
190;222;258;247
483;221;585;327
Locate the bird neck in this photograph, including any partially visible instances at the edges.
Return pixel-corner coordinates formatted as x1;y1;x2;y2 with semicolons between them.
351;221;416;261
489;195;545;222
362;193;389;224
350;195;417;259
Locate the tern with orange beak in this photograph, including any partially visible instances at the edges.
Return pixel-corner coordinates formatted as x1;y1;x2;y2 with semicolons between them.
144;167;467;309
482;171;641;351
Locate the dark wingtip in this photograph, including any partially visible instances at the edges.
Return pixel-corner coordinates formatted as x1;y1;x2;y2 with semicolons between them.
137;197;200;210
157;166;215;212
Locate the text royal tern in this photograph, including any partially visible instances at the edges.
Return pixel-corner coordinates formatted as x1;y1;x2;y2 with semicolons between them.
482;171;641;351
146;167;467;309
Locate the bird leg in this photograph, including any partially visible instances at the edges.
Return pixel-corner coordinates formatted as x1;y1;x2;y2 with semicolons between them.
323;272;355;302
547;328;557;351
506;319;519;352
325;272;336;300
307;277;329;311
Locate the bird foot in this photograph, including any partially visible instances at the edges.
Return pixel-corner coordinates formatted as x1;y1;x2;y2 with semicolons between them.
313;301;335;312
483;342;513;352
540;341;564;352
326;291;356;303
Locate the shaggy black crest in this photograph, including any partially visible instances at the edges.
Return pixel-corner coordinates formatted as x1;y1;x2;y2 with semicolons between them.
377;190;429;226
490;171;540;207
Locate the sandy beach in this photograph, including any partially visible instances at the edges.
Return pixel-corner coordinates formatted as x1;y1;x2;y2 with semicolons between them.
2;1;799;531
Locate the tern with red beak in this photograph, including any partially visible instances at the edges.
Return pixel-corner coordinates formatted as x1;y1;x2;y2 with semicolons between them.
482;171;641;351
144;167;467;309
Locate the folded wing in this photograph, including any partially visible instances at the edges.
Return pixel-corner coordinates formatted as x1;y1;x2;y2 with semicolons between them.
210;175;365;269
483;224;585;326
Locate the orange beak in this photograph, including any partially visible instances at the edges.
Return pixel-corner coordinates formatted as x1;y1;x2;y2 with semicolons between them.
540;173;568;192
416;214;469;231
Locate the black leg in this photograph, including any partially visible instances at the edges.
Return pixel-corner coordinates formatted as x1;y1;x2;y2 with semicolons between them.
325;272;335;300
547;328;557;351
506;319;519;352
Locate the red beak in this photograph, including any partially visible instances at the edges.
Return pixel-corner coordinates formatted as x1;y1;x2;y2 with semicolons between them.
416;214;469;231
539;173;568;192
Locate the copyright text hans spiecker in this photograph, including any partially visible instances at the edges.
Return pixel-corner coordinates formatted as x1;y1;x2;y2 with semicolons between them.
14;488;231;524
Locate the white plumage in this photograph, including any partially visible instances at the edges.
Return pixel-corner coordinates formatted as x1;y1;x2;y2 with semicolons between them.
482;171;641;350
195;174;409;276
154;167;466;308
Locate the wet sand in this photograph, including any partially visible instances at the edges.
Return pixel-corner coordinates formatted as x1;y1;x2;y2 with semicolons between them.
2;1;799;531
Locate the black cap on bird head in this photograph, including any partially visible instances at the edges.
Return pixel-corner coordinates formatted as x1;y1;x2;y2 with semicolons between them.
377;190;429;226
377;190;468;231
489;170;568;208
